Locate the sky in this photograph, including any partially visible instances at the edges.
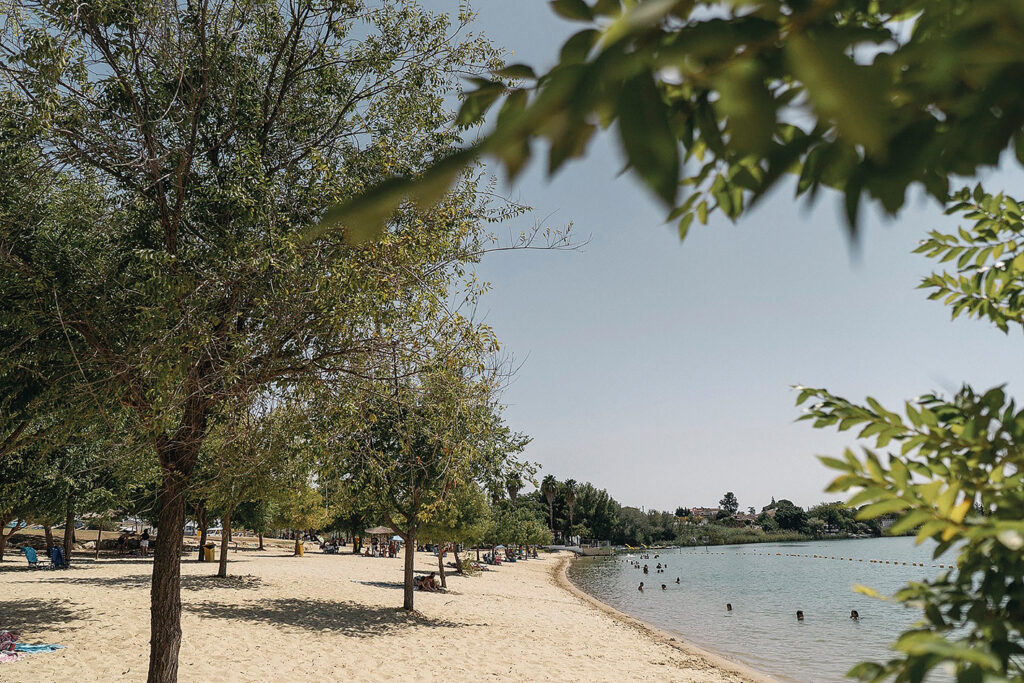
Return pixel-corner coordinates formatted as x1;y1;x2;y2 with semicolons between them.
422;1;1024;512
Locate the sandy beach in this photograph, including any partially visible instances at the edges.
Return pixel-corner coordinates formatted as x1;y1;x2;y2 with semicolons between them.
0;546;769;682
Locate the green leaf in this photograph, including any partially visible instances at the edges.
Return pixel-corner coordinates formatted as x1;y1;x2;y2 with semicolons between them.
856;498;910;519
785;33;889;158
494;64;536;81
617;71;679;205
677;212;694;241
713;60;776;156
560;29;600;64
550;0;593;21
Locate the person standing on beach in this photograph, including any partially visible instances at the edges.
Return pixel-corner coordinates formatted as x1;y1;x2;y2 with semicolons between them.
140;529;150;557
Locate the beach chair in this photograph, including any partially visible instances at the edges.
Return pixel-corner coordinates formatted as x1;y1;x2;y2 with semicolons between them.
50;545;68;569
22;546;39;569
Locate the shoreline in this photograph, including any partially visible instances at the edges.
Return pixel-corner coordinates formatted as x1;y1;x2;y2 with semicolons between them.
3;545;780;681
554;553;778;683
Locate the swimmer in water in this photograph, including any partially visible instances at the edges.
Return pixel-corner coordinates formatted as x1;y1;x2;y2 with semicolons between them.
638;582;644;592
661;584;666;590
850;610;860;620
797;610;804;621
727;603;732;611
643;565;648;574
675;577;680;584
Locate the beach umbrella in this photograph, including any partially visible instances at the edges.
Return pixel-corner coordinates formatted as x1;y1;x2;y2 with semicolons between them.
390;535;402;542
494;545;506;549
364;526;394;535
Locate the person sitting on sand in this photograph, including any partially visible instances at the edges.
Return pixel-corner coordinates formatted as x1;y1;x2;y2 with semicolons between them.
417;572;440;592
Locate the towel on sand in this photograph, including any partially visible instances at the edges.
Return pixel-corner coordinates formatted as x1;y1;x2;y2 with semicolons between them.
0;652;23;664
15;643;64;653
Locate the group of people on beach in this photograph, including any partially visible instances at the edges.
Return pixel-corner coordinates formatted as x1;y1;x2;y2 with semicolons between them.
114;529;150;557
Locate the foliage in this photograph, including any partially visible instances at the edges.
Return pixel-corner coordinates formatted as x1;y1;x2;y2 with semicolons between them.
719;492;739;515
422;482;492;548
798;185;1024;681
326;0;1024;241
772;499;808;532
0;0;509;674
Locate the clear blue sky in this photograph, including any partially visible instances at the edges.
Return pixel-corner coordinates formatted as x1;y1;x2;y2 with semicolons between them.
424;1;1024;512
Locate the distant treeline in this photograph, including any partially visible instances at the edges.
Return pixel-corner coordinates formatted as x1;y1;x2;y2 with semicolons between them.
532;478;892;547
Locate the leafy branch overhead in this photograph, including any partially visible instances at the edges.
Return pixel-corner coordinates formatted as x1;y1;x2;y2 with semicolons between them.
321;0;1024;242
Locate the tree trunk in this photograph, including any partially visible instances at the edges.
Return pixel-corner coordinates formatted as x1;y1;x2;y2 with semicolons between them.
197;503;207;562
403;533;416;611
453;546;463;573
437;542;447;588
43;524;54;553
548;501;554;531
217;509;232;578
63;495;75;564
257;533;264;550
0;520;13;562
293;532;301;556
95;527;102;560
147;467;189;683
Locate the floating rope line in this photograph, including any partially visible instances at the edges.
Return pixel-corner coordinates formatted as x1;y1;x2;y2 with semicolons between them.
662;550;955;569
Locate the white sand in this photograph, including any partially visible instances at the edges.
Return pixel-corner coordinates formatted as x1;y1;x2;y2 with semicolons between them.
0;546;771;682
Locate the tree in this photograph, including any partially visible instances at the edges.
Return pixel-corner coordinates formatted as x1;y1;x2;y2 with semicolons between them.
505;473;524;502
541;475;559;531
339;363;509;611
329;0;1024;242
755;512;778;533
234;500;277;552
563;479;578;536
0;2;502;679
805;517;826;538
719;492;739;516
772;500;807;532
421;482;491;585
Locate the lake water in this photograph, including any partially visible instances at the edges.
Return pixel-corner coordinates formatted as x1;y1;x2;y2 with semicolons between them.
566;537;955;682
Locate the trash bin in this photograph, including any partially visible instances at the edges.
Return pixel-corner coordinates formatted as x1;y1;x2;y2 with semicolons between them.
203;544;215;562
296;542;304;557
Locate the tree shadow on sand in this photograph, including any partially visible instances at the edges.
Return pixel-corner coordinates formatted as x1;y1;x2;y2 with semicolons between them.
185;598;476;636
0;599;87;633
10;573;263;592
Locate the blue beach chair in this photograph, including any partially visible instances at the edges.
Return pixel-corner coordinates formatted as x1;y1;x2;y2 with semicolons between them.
22;546;39;569
50;545;68;569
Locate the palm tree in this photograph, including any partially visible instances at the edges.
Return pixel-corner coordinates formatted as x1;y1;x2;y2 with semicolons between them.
564;479;578;536
540;475;558;531
505;473;523;502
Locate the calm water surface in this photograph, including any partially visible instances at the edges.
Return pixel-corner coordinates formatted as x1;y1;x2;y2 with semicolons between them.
567;537;954;682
